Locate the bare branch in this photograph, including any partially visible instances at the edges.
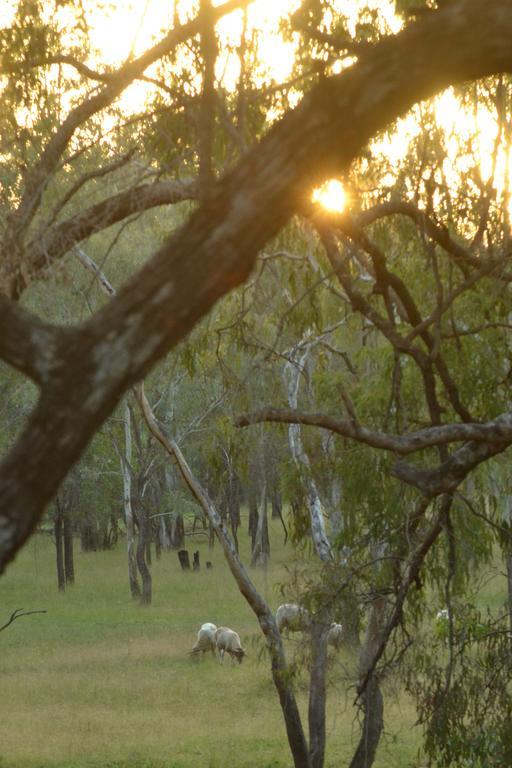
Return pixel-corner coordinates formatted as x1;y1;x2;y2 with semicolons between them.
355;200;478;274
19;179;198;291
0;55;113;82
46;149;138;228
235;407;512;455
0;608;47;633
391;439;511;497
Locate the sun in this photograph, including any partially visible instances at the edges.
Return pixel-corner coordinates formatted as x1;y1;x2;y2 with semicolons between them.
312;179;346;213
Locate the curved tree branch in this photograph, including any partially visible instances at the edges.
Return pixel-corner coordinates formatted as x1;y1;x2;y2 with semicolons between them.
234;407;512;455
0;297;65;385
355;200;478;274
22;179;198;288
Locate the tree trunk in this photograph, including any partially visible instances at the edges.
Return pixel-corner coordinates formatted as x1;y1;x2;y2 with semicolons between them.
284;350;333;562
228;470;241;552
159;515;171;550
349;595;386;768
63;513;74;585
170;512;185;549
308;623;329;768
122;400;141;599
136;510;152;605
178;549;191;570
506;552;512;635
271;489;282;519
54;511;65;592
348;680;384;768
155;524;162;560
248;486;259;545
251;489;270;566
80;520;98;551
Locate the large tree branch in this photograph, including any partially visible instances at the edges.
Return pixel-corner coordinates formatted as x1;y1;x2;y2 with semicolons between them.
234;407;512;455
391;439;511;496
0;297;64;385
0;55;113;82
2;0;512;571
20;179;198;290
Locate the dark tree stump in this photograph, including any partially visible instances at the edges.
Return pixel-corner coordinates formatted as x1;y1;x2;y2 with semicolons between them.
193;550;200;571
178;549;190;570
206;561;213;569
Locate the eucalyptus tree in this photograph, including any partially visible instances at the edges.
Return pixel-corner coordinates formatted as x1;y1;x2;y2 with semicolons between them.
3;2;512;768
235;76;512;766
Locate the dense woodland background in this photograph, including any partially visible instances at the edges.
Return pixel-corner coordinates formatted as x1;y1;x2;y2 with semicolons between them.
2;1;512;766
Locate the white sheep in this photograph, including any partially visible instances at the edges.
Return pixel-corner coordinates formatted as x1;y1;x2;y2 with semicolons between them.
190;622;218;658
276;605;344;649
214;626;246;664
327;622;344;649
275;603;311;635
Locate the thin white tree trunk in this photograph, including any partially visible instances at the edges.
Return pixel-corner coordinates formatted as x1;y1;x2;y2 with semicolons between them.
121;400;140;598
284;347;333;563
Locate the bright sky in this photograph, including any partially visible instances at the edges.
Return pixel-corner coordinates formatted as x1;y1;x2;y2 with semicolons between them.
0;1;506;217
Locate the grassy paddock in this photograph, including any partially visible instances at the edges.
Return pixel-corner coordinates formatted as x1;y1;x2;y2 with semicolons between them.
1;522;423;768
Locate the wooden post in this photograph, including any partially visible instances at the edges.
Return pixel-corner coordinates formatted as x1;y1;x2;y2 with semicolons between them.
177;549;190;570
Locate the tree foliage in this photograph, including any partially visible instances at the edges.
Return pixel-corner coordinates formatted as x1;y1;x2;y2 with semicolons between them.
2;1;512;766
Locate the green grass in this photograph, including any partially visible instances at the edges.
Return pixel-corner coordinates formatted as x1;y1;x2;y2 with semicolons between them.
0;521;503;768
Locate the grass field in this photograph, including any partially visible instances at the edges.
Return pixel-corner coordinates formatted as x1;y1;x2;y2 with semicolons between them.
1;518;498;768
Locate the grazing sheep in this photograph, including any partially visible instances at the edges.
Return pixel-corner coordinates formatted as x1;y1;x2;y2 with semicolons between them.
214;626;245;664
275;603;311;635
276;605;344;649
327;622;344;649
190;622;218;658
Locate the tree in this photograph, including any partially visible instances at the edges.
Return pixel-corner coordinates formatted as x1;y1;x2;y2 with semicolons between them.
2;0;512;572
3;1;512;766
